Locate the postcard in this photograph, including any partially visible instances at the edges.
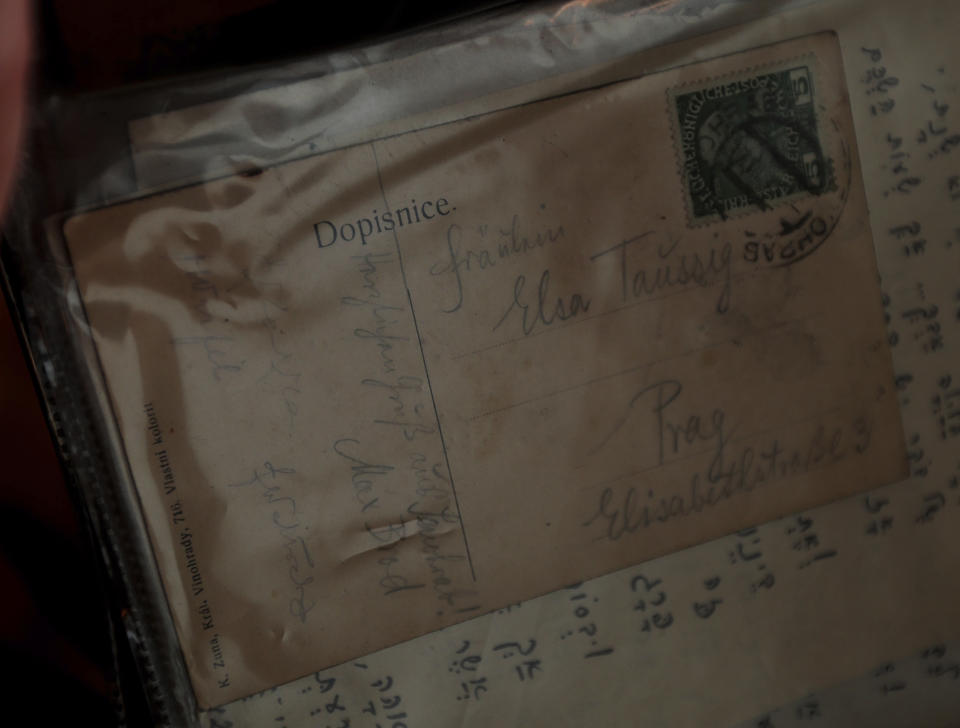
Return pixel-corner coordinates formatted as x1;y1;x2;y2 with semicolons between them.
63;31;905;705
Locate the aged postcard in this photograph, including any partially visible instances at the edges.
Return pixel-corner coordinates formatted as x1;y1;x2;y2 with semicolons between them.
64;32;905;705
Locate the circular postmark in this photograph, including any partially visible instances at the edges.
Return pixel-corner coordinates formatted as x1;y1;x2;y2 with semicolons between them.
738;119;853;269
670;61;852;267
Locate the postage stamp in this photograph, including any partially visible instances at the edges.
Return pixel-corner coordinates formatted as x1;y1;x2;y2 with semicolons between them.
669;58;835;225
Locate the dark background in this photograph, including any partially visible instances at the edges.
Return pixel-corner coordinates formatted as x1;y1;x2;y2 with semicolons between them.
1;1;511;723
42;0;512;92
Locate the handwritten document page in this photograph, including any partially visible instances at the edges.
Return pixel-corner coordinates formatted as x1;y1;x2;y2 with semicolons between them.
62;31;905;708
731;638;960;728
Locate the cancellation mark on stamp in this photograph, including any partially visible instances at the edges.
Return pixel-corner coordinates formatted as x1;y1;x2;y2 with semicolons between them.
671;62;836;225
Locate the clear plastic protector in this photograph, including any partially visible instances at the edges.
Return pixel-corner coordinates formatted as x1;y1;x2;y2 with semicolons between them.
4;1;959;726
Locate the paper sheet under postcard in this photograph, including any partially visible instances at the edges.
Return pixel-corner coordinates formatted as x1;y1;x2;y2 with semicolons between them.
64;32;906;705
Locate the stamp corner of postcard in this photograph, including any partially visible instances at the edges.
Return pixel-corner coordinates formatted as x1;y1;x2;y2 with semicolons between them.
667;54;831;227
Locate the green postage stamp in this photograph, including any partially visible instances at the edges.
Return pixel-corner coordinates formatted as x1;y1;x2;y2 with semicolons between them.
669;58;834;225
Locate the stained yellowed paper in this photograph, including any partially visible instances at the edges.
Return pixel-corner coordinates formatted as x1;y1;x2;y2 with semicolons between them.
65;32;904;706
